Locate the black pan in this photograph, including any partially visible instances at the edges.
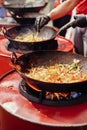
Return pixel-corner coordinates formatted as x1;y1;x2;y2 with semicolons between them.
11;50;87;92
2;25;58;53
12;12;44;25
4;0;47;15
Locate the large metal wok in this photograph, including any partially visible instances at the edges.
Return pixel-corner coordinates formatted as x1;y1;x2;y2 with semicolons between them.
3;19;78;53
4;0;47;16
3;25;58;53
11;50;87;92
11;12;44;25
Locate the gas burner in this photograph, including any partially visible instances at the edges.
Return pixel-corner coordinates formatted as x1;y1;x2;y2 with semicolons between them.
19;80;87;106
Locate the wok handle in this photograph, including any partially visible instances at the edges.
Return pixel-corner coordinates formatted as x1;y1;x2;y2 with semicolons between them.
2;26;11;37
10;11;20;18
11;52;18;64
43;2;48;8
2;26;7;35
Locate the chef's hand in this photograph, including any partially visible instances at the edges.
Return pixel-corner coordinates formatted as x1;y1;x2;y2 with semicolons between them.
73;14;87;28
35;15;50;32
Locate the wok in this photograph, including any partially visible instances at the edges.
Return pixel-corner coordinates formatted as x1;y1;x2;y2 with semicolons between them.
12;12;44;25
11;50;87;92
4;0;47;16
2;25;58;53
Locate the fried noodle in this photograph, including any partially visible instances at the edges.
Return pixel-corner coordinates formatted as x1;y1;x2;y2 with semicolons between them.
15;33;47;42
25;59;87;83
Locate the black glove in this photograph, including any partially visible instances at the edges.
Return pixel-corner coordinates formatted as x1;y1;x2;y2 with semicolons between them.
35;15;50;32
73;14;87;28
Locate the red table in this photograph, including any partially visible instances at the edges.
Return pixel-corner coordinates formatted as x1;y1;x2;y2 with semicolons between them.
0;56;87;130
0;36;87;130
0;56;13;77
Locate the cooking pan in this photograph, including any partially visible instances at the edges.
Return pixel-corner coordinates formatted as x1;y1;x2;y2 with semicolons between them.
2;19;77;53
11;12;44;25
2;25;58;53
4;0;47;16
11;50;87;92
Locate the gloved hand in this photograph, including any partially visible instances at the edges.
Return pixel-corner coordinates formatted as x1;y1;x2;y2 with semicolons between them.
34;15;50;32
73;14;87;28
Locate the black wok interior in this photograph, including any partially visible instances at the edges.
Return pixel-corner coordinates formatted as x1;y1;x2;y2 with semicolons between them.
5;25;57;41
15;51;87;73
12;51;87;92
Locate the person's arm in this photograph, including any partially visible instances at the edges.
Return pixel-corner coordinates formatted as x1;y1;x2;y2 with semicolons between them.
48;0;81;20
35;0;81;31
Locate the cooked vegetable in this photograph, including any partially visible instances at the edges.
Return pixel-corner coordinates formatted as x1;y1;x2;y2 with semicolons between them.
15;33;47;42
25;59;87;83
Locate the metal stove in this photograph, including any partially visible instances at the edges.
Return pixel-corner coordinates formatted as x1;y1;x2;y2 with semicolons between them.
19;79;87;107
0;69;87;129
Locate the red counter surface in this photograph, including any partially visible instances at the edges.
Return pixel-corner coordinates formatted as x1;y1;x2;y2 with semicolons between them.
0;36;87;130
0;57;87;130
0;56;13;77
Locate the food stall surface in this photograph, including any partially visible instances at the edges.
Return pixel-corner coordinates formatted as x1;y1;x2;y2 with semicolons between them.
0;64;87;130
0;25;87;130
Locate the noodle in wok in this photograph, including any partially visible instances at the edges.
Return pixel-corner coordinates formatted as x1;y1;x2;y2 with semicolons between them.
25;59;87;83
15;32;47;42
